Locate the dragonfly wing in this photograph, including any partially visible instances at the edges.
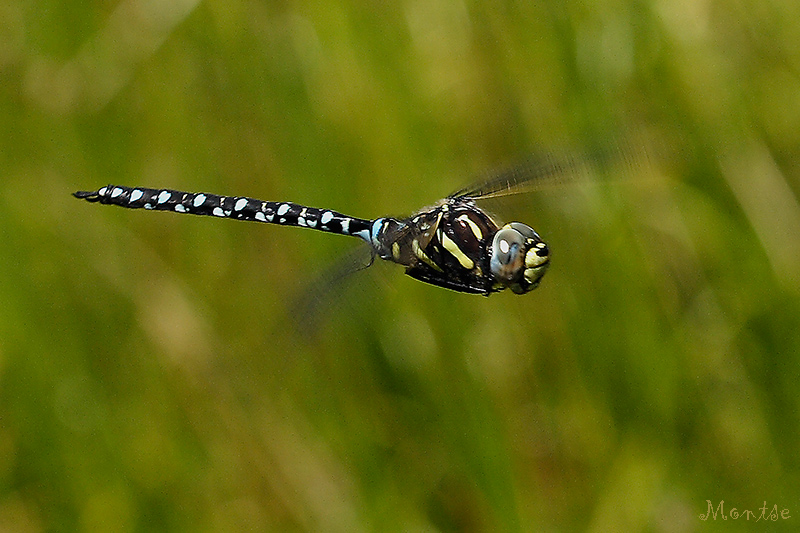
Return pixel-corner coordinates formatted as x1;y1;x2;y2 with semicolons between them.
449;135;655;201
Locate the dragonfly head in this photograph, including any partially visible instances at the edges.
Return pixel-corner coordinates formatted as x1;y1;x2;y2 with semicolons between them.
490;222;549;294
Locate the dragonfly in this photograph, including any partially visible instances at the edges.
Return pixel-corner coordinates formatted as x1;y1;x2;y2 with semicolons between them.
73;152;608;295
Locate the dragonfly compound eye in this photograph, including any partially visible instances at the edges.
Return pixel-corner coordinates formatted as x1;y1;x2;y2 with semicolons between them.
490;223;549;294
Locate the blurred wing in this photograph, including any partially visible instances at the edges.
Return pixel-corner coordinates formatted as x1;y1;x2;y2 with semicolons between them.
288;244;377;334
450;135;658;201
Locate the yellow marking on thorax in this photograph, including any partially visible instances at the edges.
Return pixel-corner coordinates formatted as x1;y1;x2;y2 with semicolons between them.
441;233;475;269
413;239;443;271
456;213;484;241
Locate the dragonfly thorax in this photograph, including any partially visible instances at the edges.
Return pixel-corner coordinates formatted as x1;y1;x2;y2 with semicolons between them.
367;198;549;295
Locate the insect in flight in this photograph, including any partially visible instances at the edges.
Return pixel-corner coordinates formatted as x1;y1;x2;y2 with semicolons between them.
72;153;607;295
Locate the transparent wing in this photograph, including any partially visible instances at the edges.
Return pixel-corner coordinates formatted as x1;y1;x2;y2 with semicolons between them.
288;243;379;334
450;134;658;201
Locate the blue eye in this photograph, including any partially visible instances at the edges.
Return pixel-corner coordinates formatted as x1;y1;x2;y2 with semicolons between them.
490;223;549;294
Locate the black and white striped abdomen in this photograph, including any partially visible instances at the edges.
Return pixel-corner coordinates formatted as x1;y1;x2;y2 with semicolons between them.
73;185;373;241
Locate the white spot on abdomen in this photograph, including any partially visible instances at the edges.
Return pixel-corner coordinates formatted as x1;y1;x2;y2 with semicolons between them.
157;191;171;204
130;189;143;202
277;203;290;216
234;198;248;211
321;211;334;225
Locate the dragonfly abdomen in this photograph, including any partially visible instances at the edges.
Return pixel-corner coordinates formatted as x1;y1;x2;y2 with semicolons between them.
73;185;373;241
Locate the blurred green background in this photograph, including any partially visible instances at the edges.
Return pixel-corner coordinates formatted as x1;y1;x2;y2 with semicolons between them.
2;0;799;531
